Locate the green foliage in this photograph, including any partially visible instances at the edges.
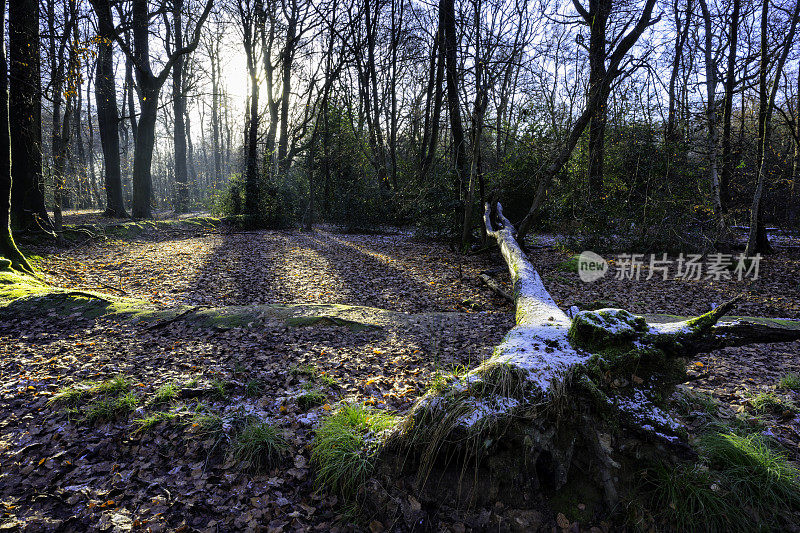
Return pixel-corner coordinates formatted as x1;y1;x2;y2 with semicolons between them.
245;379;265;398
190;410;224;437
426;371;453;394
641;431;800;530
230;421;287;472
212;170;303;229
310;103;394;231
291;364;337;386
312;404;399;504
210;378;229;399
291;364;317;378
556;255;580;273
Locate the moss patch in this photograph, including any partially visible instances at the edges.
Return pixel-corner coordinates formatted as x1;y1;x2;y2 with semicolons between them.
568;308;648;352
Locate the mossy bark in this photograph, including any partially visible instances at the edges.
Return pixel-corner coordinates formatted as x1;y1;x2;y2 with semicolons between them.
1;227;32;273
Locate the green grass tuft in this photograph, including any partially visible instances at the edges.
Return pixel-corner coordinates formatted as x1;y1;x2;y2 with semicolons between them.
191;410;224;437
557;255;580;273
230;421;287;472
153;382;178;404
133;411;177;432
298;387;326;409
750;391;796;415
291;363;337;386
778;373;800;391
210;378;229;399
84;392;139;423
91;375;131;395
316;372;338;387
311;404;399;504
643;461;743;531
245;379;265;398
700;432;800;523
48;386;86;405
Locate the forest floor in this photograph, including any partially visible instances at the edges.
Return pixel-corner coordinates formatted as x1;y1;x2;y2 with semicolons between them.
1;212;800;532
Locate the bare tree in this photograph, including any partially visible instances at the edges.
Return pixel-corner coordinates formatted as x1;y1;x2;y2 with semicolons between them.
516;0;660;241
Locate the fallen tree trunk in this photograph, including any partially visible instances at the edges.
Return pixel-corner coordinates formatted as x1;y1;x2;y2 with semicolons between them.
363;203;800;523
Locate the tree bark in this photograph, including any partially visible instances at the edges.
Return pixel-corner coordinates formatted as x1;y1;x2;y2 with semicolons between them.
277;0;298;172
240;0;260;216
90;0;127;218
719;0;740;212
0;0;31;271
172;0;189;213
746;0;799;255
418;21;445;181
666;0;692;143
9;0;51;231
441;0;468;230
698;0;722;226
580;0;612;198
123;0;213;218
209;38;222;190
460;0;487;249
790;61;800;224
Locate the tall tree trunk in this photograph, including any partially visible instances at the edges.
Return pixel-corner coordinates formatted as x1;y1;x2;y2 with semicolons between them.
585;0;611;198
517;0;658;241
92;0;127;217
172;0;189;213
418;13;445;181
460;0;487;249
126;0;213;218
186;111;198;204
87;64;101;209
210;40;222;189
791;61;800;224
666;0;692;143
441;0;468;231
48;0;65;239
0;0;31;270
277;0;297;172
260;10;279;171
699;0;722;225
243;10;260;216
719;0;740;212
745;0;799;256
125;55;138;142
132;84;159;218
130;0;156;219
9;0;51;230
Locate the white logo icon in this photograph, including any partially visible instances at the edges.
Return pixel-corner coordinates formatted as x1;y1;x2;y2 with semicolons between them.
578;251;608;282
